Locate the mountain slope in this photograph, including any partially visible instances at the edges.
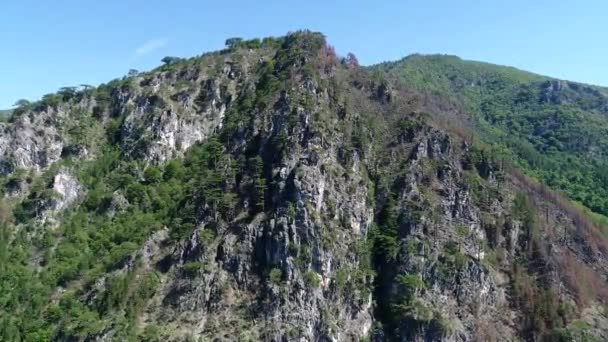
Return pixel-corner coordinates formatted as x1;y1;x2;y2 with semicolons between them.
375;54;608;219
0;32;607;341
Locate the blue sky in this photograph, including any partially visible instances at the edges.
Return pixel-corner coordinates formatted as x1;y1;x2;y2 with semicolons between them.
1;0;607;108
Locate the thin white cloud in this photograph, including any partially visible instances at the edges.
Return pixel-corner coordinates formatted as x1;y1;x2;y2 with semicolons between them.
134;38;168;57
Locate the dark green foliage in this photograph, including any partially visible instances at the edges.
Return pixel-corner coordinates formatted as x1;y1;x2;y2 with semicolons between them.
39;93;62;109
58;86;78;101
244;38;261;49
254;58;279;110
396;118;422;142
225;37;244;49
56;295;105;338
163;160;183;180
144;166;162;184
351;120;369;153
368;191;433;339
371;194;399;261
93;86;112;118
225;37;263;50
101;273;132;312
261;36;284;48
334;268;349;289
463;146;495;179
13;99;31;108
161;56;181;65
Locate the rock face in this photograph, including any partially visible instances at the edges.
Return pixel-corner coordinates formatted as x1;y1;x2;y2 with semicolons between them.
1;32;607;342
540;79;608;108
118;68;241;163
0;108;64;174
51;169;81;211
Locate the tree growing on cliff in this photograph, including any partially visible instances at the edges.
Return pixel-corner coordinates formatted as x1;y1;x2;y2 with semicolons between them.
13;99;30;108
161;56;181;65
225;37;244;49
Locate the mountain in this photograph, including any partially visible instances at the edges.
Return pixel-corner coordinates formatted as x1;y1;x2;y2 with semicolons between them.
0;31;607;341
